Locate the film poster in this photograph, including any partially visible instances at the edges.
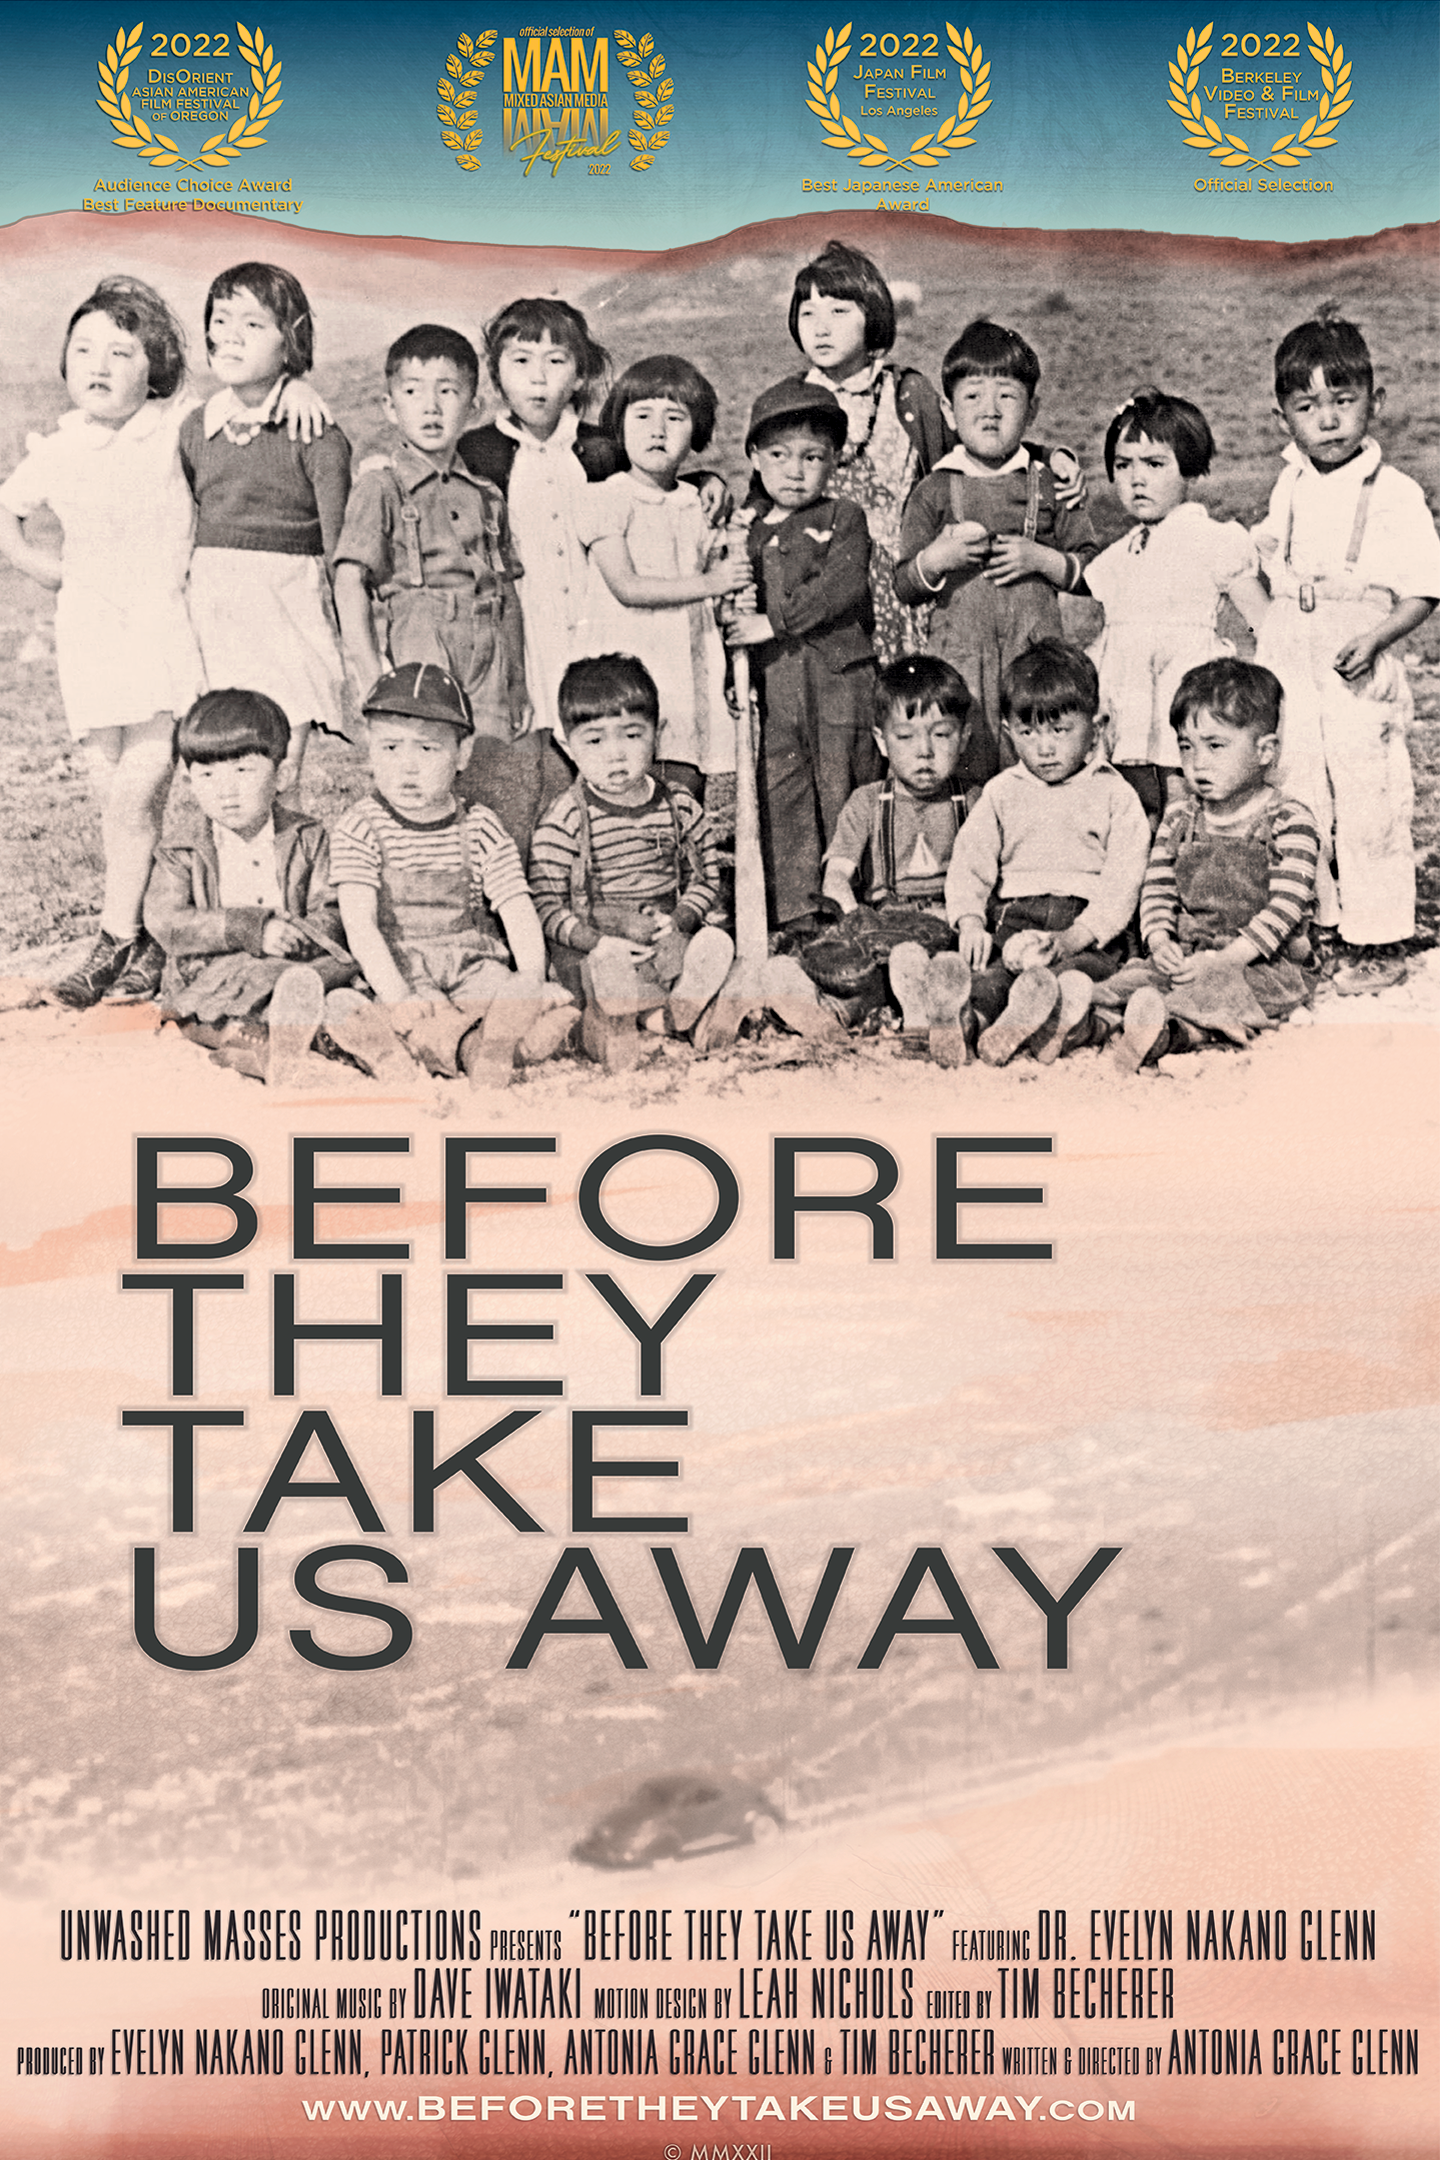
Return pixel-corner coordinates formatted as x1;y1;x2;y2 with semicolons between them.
1;4;1436;2155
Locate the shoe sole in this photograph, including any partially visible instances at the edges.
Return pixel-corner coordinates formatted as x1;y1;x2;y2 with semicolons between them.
322;992;422;1085
887;942;931;1033
1032;970;1093;1065
265;967;326;1087
976;967;1059;1066
762;954;847;1042
667;926;735;1035
923;952;972;1069
1112;987;1169;1074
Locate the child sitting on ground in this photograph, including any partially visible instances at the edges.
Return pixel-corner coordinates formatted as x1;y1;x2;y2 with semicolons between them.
806;654;977;1057
727;377;881;940
1090;658;1322;1072
329;662;573;1086
527;654;734;1069
146;688;356;1086
334;324;529;829
895;321;1098;776
944;641;1152;1066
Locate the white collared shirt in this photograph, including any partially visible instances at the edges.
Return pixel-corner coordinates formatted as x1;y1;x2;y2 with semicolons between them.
214;817;283;909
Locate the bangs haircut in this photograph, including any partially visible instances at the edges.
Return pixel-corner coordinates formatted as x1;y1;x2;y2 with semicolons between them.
942;319;1041;398
177;687;291;766
1002;640;1099;723
63;275;186;400
1104;387;1215;480
788;240;895;356
558;654;660;731
749;407;845;455
205;262;314;375
483;297;609;395
598;355;719;454
385;323;480;396
1274;314;1373;401
1170;657;1282;740
877;654;971;726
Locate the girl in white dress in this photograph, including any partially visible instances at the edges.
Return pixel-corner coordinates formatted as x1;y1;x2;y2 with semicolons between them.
574;357;750;793
1086;388;1270;822
0;278;205;1005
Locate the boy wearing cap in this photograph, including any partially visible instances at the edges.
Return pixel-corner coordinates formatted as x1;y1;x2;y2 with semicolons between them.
329;662;573;1082
727;377;880;937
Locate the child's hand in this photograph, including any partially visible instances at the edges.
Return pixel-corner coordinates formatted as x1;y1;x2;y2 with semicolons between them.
1049;448;1088;512
926;521;991;575
260;917;312;958
1166;937;1259;987
985;535;1054;584
696;474;734;525
956;916;992;969
651;925;690;988
1332;633;1380;683
590;933;654;967
275;376;333;443
726;612;774;648
1147;935;1188;980
385;995;435;1035
707;551;754;597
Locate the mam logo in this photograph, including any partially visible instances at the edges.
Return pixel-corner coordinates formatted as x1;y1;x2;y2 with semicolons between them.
502;33;619;168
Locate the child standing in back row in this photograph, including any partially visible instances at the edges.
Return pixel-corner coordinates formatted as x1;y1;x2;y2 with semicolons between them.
180;263;351;802
1253;313;1440;991
896;320;1098;779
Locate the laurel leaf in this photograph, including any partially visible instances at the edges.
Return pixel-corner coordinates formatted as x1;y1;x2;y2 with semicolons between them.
628;130;648;148
639;33;653;55
632;114;651;130
457;153;480;169
910;152;940;166
858;151;888;165
1169;98;1196;119
655;104;674;122
463;128;482;148
627;69;648;85
842;115;862;139
636;88;657;105
657;77;673;94
1200;19;1214;41
479;29;496;42
1327;97;1351;116
838;20;853;43
461;67;481;85
444;54;460;79
631;153;653;169
967;97;990;117
806;97;831;119
649;57;665;76
200;131;227;150
1271;152;1300;164
909;134;935;152
457;35;474;56
1203;115;1223;139
936;116;956;139
455;89;476;105
442;129;464;148
437;106;456;124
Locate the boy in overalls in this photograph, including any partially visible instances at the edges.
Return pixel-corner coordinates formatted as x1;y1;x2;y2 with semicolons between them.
1092;659;1323;1072
334;326;535;842
528;655;734;1068
1253;315;1440;993
329;664;572;1084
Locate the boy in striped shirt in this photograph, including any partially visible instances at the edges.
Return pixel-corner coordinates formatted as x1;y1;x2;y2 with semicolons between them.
529;655;734;1067
330;662;574;1083
1094;658;1322;1070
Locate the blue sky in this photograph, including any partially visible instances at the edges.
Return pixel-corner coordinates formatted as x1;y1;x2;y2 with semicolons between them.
5;3;1436;247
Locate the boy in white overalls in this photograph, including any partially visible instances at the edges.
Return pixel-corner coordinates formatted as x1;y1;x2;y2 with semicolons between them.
1253;314;1440;993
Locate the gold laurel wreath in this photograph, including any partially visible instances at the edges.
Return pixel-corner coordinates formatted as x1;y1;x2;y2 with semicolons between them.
806;21;990;172
438;32;493;170
615;29;674;174
96;21;282;170
1168;20;1352;170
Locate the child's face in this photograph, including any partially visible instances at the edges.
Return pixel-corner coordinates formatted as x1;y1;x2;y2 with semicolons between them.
1111;432;1189;524
795;288;870;382
365;714;472;820
566;709;656;803
1175;705;1276;806
496;334;582;440
186;752;280;840
64;312;152;429
622;396;694;485
878;702;965;797
384;357;476;463
1007;706;1095;786
207;287;289;399
948;372;1034;469
1278;366;1380;473
750;423;837;513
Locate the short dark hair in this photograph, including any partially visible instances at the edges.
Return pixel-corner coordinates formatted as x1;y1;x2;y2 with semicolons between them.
558;654;660;731
1002;640;1099;723
483;297;609;398
385;323;480;397
205;262;314;375
942;320;1041;399
177;687;290;766
1274;312;1373;401
1170;657;1282;739
876;654;971;727
598;355;719;455
1104;387;1215;480
63;276;186;401
749;409;845;457
787;240;895;356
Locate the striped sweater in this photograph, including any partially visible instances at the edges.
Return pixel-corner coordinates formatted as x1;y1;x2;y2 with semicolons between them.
529;781;722;953
1138;791;1320;961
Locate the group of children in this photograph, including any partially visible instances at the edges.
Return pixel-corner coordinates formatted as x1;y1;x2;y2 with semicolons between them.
1;241;1435;1085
